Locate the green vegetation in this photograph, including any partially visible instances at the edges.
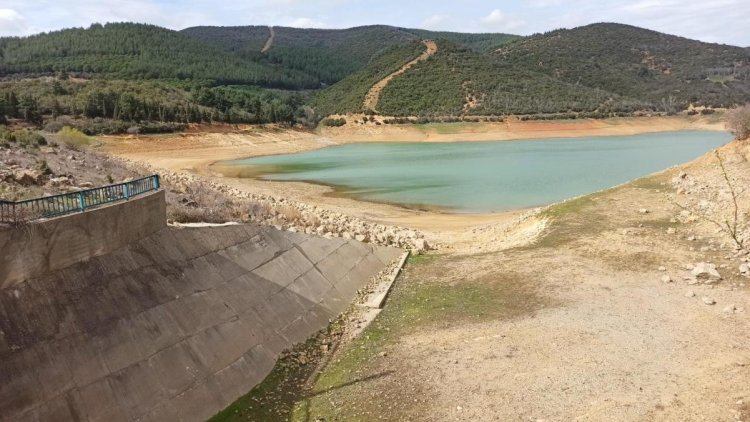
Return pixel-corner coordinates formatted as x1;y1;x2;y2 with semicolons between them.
211;253;548;421
310;41;426;115
495;23;750;109
401;28;520;52
320;117;346;126
1;22;749;131
0;126;46;148
0;79;311;133
376;40;652;116
54;126;91;147
0;23;315;88
182;25;519;86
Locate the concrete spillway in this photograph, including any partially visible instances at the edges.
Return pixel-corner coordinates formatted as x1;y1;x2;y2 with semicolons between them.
0;191;401;421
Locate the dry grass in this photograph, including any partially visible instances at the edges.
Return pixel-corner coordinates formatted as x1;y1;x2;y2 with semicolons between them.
166;182;273;224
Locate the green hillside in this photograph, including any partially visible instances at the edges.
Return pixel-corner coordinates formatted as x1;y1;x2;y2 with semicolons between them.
400;29;521;52
375;41;650;116
495;23;750;108
0;23;317;89
1;21;749;132
180;25;520;86
309;40;427;115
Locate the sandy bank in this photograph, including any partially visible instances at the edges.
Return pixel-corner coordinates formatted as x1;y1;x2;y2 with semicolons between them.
98;115;726;248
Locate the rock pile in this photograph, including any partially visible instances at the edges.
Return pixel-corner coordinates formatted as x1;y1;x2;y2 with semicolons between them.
119;158;433;253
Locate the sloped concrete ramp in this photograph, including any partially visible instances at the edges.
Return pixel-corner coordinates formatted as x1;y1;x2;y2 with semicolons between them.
0;223;401;421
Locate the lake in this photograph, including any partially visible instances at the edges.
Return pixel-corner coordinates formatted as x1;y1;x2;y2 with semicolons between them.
218;131;732;213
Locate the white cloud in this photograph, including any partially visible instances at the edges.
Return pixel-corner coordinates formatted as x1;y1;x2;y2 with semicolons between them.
287;17;327;28
0;8;30;36
421;14;449;30
479;9;525;32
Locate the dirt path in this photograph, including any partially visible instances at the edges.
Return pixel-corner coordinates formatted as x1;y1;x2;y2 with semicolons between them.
261;26;275;53
363;40;438;112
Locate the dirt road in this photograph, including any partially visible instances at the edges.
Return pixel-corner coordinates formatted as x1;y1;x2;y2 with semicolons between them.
363;40;438;112
261;26;275;53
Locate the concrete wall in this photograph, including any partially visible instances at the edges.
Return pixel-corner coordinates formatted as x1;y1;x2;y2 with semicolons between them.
0;222;401;421
0;191;167;290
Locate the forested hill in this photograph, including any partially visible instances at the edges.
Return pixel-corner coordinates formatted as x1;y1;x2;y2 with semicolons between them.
180;25;519;85
0;23;317;89
495;23;750;109
315;22;750;117
1;21;749;134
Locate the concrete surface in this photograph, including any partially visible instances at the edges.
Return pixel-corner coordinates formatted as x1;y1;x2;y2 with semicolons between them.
0;190;166;289
0;196;401;421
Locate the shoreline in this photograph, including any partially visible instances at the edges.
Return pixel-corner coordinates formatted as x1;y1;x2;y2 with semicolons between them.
98;115;727;237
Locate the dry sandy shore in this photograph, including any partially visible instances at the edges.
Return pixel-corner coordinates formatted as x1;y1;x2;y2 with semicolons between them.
100;116;725;248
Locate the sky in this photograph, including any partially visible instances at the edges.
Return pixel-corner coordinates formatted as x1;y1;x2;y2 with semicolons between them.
1;0;749;46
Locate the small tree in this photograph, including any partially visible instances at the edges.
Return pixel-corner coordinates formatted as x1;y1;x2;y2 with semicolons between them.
727;104;750;140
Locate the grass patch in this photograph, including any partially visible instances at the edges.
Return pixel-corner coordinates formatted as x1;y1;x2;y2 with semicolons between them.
216;253;548;421
54;127;92;148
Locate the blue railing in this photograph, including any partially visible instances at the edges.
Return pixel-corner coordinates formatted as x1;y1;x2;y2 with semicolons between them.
0;175;160;224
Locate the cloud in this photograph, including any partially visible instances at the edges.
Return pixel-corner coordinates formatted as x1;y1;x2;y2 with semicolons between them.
287;17;327;28
479;9;525;32
0;8;30;36
421;14;450;30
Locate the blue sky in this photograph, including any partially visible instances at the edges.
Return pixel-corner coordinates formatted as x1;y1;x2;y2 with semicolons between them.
1;0;749;46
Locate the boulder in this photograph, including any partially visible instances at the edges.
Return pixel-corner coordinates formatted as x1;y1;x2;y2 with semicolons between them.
12;169;42;186
691;262;721;283
47;176;71;187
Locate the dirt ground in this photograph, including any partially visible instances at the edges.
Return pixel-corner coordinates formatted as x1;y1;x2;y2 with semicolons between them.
99;117;750;421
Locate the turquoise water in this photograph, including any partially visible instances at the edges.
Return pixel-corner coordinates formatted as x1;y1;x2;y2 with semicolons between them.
222;131;732;213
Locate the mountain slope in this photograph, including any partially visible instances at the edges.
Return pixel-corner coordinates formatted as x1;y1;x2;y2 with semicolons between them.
495;23;750;108
0;23;318;88
181;25;520;85
309;41;427;115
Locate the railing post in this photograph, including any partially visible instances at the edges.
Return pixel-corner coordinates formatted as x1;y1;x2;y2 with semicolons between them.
124;184;130;200
154;175;160;190
78;191;86;212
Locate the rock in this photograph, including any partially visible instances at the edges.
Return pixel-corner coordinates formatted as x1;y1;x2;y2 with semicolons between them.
661;275;672;283
740;263;749;274
639;208;650;214
12;169;42;186
78;181;94;188
702;297;716;305
685;290;696;298
687;235;696;241
47;176;71;187
658;266;667;271
412;238;429;253
355;234;366;242
691;262;722;283
666;227;676;234
723;304;736;313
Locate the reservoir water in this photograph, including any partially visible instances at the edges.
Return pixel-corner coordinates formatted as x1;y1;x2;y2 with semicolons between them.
219;131;732;213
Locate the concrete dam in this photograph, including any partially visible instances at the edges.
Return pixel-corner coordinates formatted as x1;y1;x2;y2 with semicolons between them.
0;190;401;421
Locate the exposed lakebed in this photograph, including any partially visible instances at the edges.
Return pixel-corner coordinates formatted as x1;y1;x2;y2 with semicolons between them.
217;131;732;213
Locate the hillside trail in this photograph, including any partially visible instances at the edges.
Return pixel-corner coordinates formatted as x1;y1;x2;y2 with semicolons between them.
363;39;438;112
261;26;275;53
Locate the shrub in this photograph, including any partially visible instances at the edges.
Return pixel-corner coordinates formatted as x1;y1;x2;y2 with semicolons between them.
727;105;750;140
56;127;91;147
320;118;346;127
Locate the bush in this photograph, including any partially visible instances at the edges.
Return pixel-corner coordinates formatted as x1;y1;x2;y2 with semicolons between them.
320;118;346;127
56;127;91;147
727;105;750;140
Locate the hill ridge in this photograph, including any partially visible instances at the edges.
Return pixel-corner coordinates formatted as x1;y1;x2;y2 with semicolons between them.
364;40;438;112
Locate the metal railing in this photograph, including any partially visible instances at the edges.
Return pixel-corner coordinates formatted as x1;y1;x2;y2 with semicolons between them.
0;175;160;224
